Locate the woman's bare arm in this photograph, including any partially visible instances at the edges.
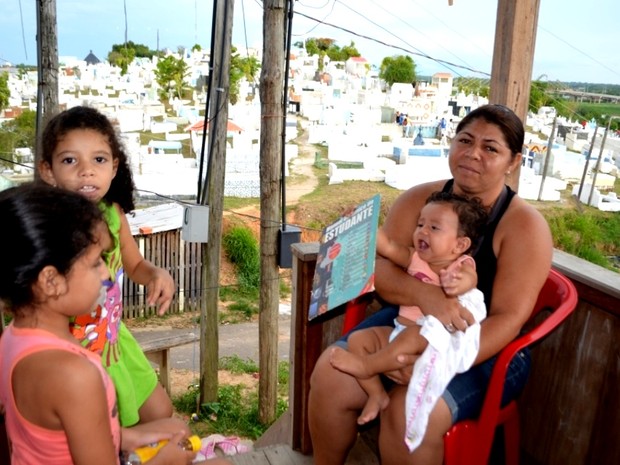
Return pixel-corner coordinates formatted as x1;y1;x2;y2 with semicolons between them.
375;181;468;324
475;198;553;363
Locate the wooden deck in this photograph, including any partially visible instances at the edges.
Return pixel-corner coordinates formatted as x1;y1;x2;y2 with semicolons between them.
226;412;379;465
228;438;378;465
228;445;313;465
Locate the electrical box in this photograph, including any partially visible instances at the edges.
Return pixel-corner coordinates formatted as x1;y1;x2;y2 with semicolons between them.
181;205;209;243
278;225;301;269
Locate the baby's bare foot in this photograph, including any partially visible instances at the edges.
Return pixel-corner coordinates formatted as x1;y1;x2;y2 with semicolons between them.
357;393;390;425
329;347;372;378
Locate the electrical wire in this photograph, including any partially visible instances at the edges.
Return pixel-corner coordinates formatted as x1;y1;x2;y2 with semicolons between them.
294;10;490;77
18;0;28;60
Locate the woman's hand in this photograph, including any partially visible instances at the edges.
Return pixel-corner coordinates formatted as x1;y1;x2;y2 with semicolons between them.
439;260;478;297
383;354;420;385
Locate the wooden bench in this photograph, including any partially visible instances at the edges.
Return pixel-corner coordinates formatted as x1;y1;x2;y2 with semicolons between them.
137;332;200;395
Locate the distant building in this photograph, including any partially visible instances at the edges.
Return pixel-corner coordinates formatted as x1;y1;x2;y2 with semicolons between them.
83;50;101;66
345;56;369;77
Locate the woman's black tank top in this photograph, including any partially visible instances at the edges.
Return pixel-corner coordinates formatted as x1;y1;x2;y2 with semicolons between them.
441;179;515;309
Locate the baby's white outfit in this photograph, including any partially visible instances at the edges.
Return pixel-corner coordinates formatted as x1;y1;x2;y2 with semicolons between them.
404;289;486;452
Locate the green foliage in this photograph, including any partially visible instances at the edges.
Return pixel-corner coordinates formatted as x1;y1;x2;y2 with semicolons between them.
108;41;156;60
219;355;258;374
222;300;259;322
453;77;490;98
568;103;620;129
172;358;289;438
325;41;361;62
0;72;9;112
154;55;190;100
545;208;620;271
107;41;155;75
222;226;260;290
229;47;261;105
0;110;36;168
379;55;416;87
300;38;359;70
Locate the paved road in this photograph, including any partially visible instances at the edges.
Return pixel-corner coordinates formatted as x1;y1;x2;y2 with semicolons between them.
132;313;292;373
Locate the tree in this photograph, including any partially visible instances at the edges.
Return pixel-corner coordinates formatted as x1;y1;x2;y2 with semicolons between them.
454;77;490;98
301;38;337;70
108;41;157;75
326;41;361;62
0;110;36;169
154;55;190;100
379;55;416;87
0;72;9;113
229;47;261;105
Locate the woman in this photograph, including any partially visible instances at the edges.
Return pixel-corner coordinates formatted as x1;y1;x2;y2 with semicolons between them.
308;104;553;465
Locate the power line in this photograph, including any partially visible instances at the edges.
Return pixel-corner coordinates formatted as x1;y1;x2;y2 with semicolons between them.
294;10;490;77
538;25;620;82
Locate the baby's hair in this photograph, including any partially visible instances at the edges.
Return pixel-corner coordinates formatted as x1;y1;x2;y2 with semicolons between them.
41;105;136;212
425;191;488;254
0;183;104;313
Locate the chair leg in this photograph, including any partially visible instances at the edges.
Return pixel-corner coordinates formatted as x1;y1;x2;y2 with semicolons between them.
503;413;520;465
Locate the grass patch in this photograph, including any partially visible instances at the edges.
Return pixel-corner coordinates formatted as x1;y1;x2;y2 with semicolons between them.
544;205;620;271
222;226;260;290
172;356;290;439
223;197;260;210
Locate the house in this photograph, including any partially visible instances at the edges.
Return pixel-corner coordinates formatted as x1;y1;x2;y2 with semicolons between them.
345;56;369;77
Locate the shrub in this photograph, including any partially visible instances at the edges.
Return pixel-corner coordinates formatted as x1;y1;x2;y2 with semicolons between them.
222;226;260;290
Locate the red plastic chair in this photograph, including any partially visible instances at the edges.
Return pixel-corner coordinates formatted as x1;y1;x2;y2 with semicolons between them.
341;268;578;465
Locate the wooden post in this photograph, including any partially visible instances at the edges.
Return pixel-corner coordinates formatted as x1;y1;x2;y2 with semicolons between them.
199;0;234;404
489;0;541;190
259;0;285;424
289;243;349;454
289;243;320;453
35;0;59;171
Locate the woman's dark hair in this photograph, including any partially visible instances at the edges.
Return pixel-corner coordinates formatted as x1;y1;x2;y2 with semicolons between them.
0;183;104;312
455;104;525;158
41;105;136;212
425;191;488;254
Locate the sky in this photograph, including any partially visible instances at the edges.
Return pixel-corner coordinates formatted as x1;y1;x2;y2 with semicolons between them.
1;0;619;86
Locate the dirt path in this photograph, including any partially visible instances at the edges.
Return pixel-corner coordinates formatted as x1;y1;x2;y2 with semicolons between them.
155;117;320;398
285;119;320;205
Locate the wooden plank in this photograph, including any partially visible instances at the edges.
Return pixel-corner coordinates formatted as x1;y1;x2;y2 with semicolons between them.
290;243;319;453
520;295;620;465
262;445;313;465
229;449;271;465
137;333;199;353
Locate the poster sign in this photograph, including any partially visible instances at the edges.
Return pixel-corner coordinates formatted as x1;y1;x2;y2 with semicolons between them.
308;194;380;320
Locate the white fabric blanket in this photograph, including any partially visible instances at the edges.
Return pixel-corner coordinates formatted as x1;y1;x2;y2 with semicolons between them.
404;289;487;452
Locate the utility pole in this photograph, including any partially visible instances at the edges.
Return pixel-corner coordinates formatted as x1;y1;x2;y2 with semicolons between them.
35;0;59;169
199;0;234;404
259;0;285;423
489;0;540;191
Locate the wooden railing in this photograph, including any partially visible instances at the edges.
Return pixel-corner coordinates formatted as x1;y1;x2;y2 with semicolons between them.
122;230;204;318
287;243;620;464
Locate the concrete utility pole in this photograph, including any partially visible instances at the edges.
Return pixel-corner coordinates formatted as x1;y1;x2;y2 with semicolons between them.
199;0;234;404
489;0;541;191
259;0;285;423
35;0;59;168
